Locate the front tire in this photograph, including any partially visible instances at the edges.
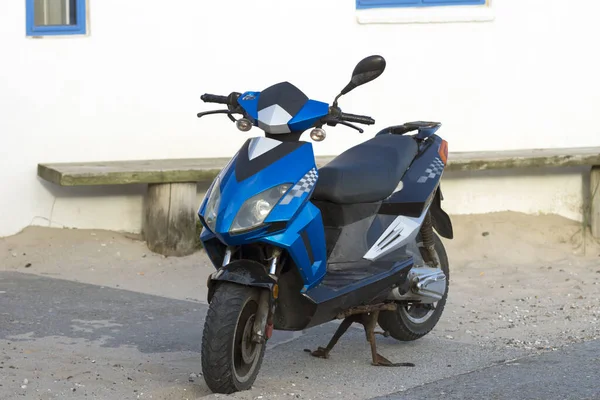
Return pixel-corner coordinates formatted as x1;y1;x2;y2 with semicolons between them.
201;282;266;394
378;232;450;341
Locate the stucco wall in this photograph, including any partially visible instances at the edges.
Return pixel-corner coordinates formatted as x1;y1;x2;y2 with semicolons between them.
1;0;598;236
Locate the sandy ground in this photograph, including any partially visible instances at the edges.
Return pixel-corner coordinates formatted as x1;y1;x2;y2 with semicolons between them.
1;211;600;399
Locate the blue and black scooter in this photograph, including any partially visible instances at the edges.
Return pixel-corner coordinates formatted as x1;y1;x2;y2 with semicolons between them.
196;55;453;394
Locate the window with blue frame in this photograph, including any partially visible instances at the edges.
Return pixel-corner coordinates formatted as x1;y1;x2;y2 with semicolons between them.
26;0;87;36
357;0;486;9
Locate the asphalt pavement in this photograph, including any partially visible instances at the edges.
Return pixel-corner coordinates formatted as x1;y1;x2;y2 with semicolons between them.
374;340;600;400
1;271;598;400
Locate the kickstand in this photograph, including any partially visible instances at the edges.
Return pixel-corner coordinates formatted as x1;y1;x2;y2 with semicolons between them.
305;315;359;359
305;310;415;367
362;311;415;367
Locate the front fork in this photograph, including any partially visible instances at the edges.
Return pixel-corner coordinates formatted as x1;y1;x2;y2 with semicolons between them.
221;247;281;345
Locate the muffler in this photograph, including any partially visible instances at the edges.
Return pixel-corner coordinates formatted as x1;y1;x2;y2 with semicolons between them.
388;266;447;304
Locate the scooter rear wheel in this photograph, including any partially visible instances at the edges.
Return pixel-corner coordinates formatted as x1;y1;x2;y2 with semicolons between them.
201;282;266;394
378;232;450;341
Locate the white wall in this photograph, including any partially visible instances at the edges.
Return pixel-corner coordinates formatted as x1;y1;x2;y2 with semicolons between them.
1;0;599;237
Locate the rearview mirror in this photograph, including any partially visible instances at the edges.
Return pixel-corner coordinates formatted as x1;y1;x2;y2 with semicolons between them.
333;55;386;106
343;55;386;95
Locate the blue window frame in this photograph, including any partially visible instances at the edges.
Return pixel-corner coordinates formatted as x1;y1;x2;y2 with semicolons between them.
357;0;486;9
26;0;87;36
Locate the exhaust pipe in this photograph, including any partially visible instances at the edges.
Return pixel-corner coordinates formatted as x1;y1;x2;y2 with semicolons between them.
388;267;446;304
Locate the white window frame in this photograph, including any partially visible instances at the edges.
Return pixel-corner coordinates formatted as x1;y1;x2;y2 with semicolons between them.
356;0;495;25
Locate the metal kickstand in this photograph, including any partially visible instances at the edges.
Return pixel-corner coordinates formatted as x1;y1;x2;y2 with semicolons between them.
305;307;415;367
362;311;415;367
306;315;360;359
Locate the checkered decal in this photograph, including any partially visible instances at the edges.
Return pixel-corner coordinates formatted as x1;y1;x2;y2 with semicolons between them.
417;157;444;184
279;168;318;205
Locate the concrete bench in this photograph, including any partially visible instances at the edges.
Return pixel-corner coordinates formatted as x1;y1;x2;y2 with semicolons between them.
38;146;600;256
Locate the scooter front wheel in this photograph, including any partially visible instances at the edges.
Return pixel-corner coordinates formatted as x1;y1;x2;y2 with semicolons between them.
201;282;266;394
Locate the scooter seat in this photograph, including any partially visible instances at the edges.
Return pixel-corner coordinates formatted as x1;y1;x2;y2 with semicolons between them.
312;134;418;204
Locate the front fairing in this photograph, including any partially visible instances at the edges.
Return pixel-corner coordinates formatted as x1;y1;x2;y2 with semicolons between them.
199;137;317;245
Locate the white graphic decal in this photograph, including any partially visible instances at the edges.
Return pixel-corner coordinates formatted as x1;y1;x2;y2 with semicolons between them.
257;104;293;134
247;137;282;160
363;205;430;261
417;157;444;184
279;168;318;205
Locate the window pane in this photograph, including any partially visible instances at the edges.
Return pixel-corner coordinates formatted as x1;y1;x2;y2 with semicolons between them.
34;0;77;26
47;0;67;25
33;0;46;25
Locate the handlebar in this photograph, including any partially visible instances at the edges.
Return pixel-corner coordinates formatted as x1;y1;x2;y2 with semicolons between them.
201;93;230;105
339;112;375;125
198;93;375;135
320;107;375;133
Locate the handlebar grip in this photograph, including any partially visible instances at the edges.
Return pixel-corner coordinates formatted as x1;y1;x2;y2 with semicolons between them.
340;112;375;125
201;93;230;104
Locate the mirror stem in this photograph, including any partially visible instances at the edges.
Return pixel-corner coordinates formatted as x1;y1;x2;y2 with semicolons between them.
332;93;342;108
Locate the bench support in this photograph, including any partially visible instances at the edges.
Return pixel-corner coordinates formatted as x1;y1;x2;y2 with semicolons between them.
143;182;197;257
592;166;600;239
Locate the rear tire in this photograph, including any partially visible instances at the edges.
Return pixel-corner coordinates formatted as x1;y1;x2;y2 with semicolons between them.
201;282;266;394
378;232;450;341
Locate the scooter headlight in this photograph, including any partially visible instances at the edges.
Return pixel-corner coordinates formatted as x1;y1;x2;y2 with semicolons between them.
230;184;291;235
204;177;221;233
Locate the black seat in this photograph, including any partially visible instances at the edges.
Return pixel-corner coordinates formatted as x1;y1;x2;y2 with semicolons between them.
312;134;418;204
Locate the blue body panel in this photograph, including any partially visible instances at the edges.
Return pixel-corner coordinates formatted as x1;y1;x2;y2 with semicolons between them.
198;139;327;290
288;100;330;132
382;136;445;216
237;92;260;122
237;91;329;133
263;202;327;291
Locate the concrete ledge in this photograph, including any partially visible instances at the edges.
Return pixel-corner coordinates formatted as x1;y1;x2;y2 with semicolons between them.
445;147;600;172
37;157;234;186
38;147;600;187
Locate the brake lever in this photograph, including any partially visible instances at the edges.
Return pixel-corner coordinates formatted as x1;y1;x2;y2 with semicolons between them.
321;114;364;133
337;120;364;133
197;109;240;122
197;109;231;118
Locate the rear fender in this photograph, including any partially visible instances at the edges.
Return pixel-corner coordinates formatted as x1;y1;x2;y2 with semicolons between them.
207;259;276;303
430;187;453;239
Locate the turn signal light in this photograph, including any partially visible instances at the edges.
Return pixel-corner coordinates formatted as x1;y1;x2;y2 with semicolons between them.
438;140;449;165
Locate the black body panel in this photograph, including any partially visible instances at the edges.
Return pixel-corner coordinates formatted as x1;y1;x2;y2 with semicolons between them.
303;258;413;328
312;135;418;204
257;81;308;115
202;237;227;270
234;139;306;182
312;201;382;263
430;187;454;239
313;201;381;227
273;256;413;331
273;263;316;331
300;230;314;265
379;135;445;217
320;259;403;290
206;259;275;302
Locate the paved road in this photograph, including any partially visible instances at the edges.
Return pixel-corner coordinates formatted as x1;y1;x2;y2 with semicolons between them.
2;271;597;400
374;340;600;400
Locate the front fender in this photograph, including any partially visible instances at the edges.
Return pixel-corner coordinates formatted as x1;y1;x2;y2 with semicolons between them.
207;259;276;303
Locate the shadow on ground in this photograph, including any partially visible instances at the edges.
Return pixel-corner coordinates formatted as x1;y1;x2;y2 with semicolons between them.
0;271;207;354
